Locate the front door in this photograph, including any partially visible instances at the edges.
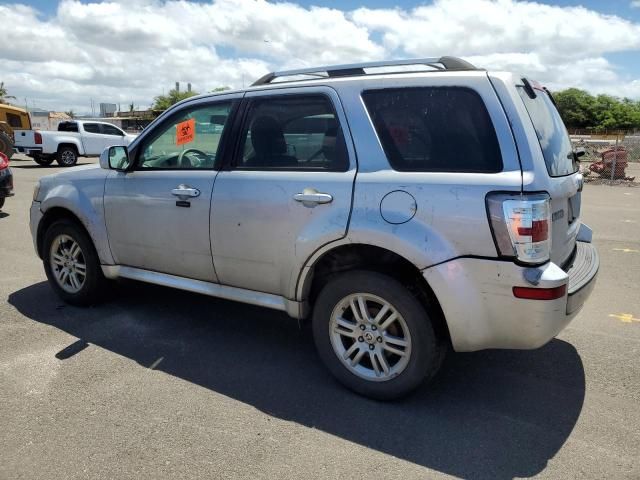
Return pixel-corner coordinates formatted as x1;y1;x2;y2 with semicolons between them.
104;98;239;281
211;88;356;296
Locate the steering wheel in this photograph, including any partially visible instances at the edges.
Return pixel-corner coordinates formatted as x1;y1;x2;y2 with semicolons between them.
178;148;208;168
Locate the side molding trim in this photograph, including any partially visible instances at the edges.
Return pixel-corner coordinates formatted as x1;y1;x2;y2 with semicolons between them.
101;265;308;319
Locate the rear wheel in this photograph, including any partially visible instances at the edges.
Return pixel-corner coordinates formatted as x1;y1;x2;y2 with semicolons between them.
43;219;107;305
312;270;445;400
57;146;78;167
0;131;14;159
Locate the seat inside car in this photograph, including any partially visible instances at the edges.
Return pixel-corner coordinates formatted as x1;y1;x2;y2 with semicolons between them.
245;115;298;168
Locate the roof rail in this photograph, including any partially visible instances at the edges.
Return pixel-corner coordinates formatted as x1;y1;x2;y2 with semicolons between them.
251;56;478;86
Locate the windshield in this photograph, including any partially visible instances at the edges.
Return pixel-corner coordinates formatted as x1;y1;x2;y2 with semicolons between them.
517;86;577;177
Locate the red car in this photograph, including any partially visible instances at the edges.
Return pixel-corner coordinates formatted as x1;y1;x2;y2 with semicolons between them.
0;152;13;210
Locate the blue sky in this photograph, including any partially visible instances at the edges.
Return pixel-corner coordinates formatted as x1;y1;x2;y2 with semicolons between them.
1;0;639;111
13;0;640;19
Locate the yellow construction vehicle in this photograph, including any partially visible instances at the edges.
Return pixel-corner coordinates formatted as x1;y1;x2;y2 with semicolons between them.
0;103;32;159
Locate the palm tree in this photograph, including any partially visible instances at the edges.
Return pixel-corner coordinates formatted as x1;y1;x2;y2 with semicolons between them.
65;110;75;119
0;82;16;104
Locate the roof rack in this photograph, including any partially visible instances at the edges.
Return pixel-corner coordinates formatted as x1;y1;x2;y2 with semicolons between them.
251;56;478;86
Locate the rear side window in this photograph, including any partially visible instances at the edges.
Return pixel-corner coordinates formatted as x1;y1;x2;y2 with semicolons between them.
58;122;78;132
83;123;100;134
362;87;502;172
517;87;577;177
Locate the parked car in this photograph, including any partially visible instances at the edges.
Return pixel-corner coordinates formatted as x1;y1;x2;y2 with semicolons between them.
29;57;598;400
14;120;136;167
0;151;13;210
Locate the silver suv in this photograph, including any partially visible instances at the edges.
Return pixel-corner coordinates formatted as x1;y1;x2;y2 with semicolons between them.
30;57;598;400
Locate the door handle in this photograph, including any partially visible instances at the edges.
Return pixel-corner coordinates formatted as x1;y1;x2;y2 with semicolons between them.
171;184;200;198
293;188;333;205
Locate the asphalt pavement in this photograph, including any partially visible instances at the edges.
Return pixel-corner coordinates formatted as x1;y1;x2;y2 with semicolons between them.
1;155;639;479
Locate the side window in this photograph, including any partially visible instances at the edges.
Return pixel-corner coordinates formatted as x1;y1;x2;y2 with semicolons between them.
101;124;124;136
83;123;100;134
362;87;502;173
237;95;348;171
6;113;22;128
139;102;234;170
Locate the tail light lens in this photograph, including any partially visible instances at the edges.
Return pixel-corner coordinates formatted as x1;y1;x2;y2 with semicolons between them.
0;152;9;170
35;132;42;144
486;193;552;264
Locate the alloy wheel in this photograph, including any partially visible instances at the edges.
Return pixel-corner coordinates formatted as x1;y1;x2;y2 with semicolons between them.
329;293;412;382
49;234;86;293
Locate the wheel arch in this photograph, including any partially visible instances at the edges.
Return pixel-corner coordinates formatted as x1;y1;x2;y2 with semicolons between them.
37;207;88;258
299;243;451;345
57;142;80;154
36;204;113;265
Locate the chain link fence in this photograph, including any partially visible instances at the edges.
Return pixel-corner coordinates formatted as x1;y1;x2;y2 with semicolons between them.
570;132;640;185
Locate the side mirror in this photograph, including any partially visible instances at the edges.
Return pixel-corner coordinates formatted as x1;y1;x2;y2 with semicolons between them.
574;148;586;159
100;145;131;171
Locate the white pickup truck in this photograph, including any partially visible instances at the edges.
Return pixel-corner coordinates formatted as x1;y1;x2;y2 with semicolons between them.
14;120;137;167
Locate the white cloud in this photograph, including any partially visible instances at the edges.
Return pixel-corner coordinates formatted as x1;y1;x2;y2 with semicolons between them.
0;0;639;113
631;1;640;8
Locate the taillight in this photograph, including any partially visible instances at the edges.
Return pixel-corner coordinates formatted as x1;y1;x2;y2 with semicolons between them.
486;193;552;264
0;152;8;170
35;132;42;144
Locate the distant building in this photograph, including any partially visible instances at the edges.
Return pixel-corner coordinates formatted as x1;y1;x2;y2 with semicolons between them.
29;111;72;130
99;103;117;117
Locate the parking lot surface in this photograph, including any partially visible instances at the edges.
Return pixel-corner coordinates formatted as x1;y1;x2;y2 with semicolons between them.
1;155;639;479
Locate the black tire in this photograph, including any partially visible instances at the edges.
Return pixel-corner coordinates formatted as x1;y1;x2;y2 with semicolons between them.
0;131;14;159
0;197;5;210
43;219;107;306
56;146;78;167
33;154;54;166
312;270;445;400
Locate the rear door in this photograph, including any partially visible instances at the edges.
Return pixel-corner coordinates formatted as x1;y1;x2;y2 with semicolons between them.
210;86;356;296
80;123;105;155
517;84;581;265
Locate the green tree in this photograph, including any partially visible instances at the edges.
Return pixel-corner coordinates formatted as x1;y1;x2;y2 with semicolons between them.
65;110;75;119
152;88;199;111
553;88;640;131
553;88;597;129
0;82;16;104
129;102;135;113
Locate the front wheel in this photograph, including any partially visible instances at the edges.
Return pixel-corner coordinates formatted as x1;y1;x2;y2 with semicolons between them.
312;270;445;400
57;147;78;167
0;197;5;210
43;219;107;305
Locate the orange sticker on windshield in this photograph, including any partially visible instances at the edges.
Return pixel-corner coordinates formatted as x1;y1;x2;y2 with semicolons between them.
176;118;195;145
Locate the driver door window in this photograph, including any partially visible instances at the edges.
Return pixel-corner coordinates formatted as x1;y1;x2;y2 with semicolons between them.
139;102;234;170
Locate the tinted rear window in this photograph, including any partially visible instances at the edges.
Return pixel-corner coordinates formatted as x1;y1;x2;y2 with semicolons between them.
517;86;577;177
362;87;502;172
83;123;100;133
58;122;78;132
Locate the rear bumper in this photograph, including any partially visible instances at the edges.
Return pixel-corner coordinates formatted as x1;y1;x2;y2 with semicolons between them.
423;233;598;352
14;146;43;156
